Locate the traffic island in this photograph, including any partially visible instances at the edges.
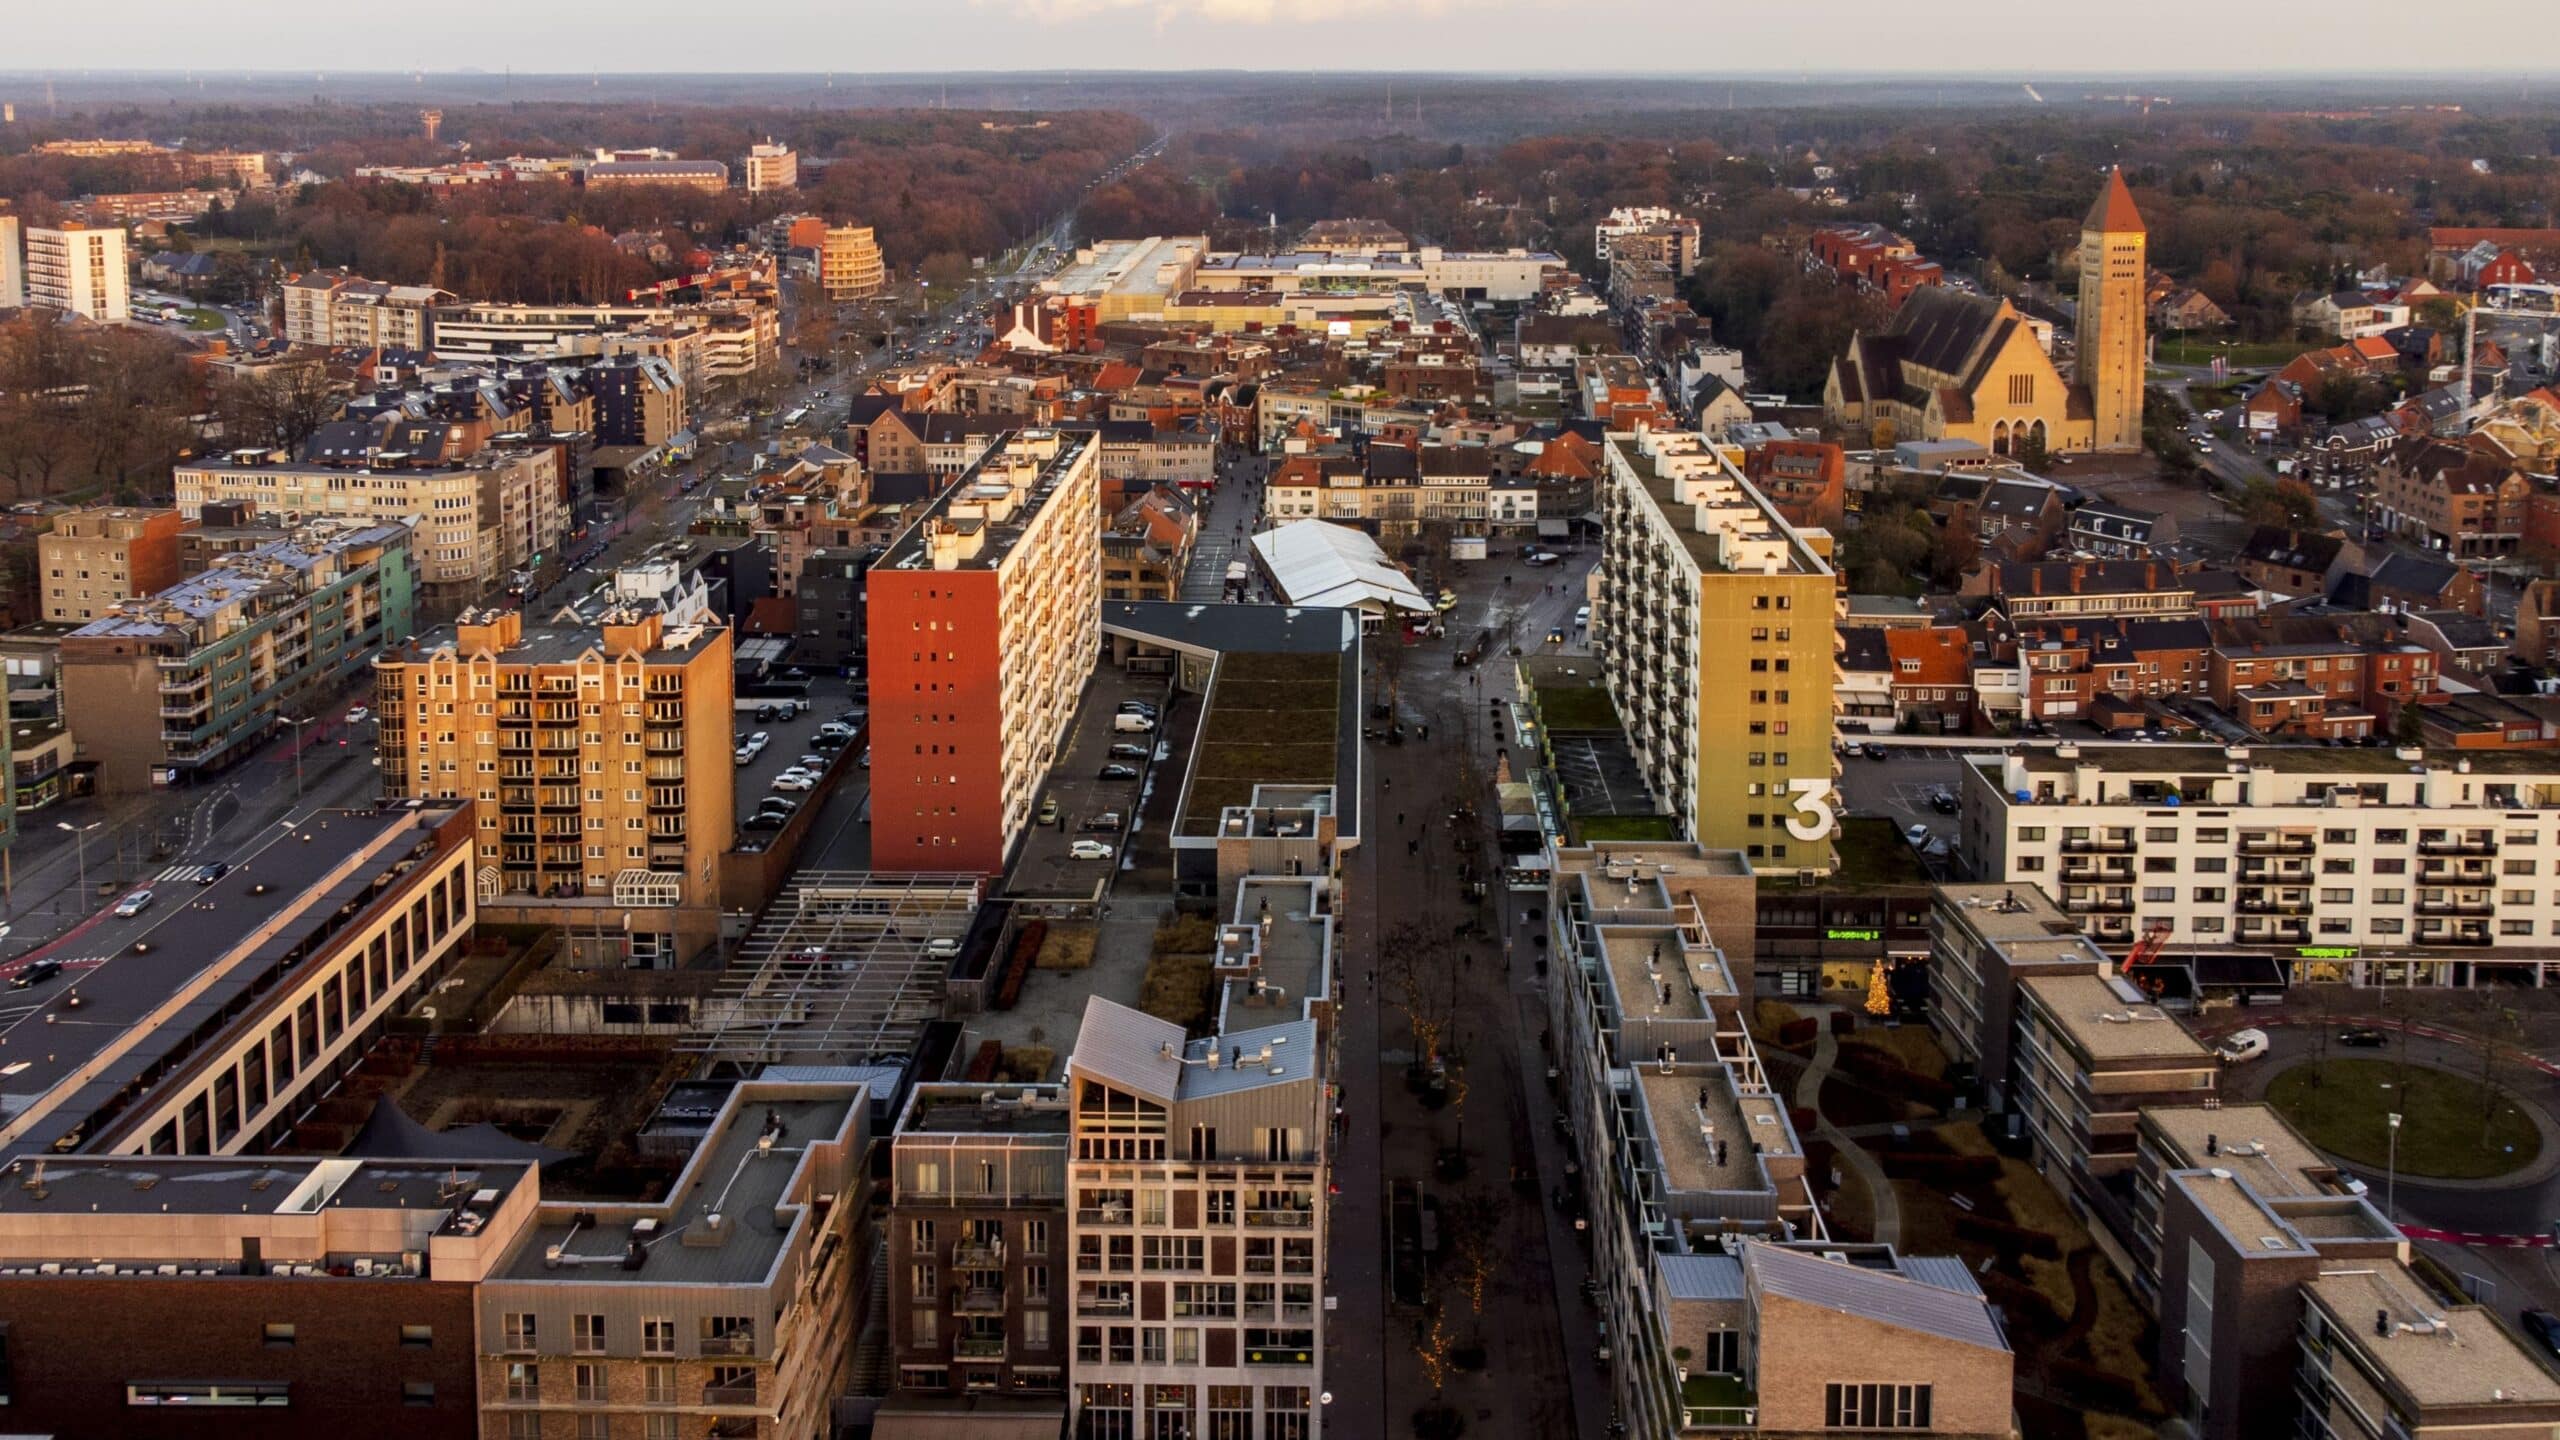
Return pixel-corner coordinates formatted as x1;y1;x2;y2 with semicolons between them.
2266;1057;2542;1181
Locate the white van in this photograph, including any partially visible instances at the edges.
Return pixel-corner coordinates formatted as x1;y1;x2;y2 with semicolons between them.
1113;713;1156;733
2216;1028;2269;1063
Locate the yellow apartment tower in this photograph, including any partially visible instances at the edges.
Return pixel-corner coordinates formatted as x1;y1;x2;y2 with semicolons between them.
2075;168;2148;453
1598;430;1837;874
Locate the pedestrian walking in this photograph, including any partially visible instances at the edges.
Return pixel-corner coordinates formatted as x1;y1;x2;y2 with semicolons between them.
1397;811;1405;827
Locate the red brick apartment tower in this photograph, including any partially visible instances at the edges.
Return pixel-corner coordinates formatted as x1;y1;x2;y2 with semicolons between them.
867;431;1100;874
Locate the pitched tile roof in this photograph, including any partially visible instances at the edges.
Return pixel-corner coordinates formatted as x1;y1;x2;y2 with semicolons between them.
2085;168;2145;235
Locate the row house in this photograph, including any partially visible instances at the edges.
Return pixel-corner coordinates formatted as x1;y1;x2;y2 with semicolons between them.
2004;617;2213;728
2063;499;2174;560
2208;614;2442;741
1804;223;1945;307
2373;434;2535;560
1885;626;1975;733
1966;559;2199;623
1738;439;1846;533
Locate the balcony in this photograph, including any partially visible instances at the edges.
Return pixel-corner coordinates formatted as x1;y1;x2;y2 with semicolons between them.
1075;1207;1130;1227
1077;1290;1134;1316
1244;1208;1316;1229
953;1335;1008;1361
2060;835;2137;854
2418;837;2498;857
699;1334;757;1357
956;1287;1007;1314
953;1239;1005;1268
2416;899;2496;917
2418;861;2493;885
2059;861;2132;884
2420;929;2498;948
2063;891;2134;915
2239;835;2316;857
2237;897;2313;916
701;1382;760;1407
1682;1374;1758;1433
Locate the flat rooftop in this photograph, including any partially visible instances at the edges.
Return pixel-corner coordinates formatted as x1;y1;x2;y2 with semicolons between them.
401;617;723;668
1936;884;2107;961
2021;973;2215;1064
2008;743;2560;778
895;1084;1071;1137
502;1094;852;1285
1218;878;1332;1029
0;1155;531;1222
0;802;468;1155
1637;1065;1795;1201
2146;1102;2336;1198
874;431;1089;575
1604;927;1729;1021
2178;1169;2318;1258
2306;1263;2560;1411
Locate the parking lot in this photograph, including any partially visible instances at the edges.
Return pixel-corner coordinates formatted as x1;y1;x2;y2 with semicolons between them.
1836;748;1969;845
1006;667;1184;896
729;678;866;848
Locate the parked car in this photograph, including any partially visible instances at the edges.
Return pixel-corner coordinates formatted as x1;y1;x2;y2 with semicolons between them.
1862;743;1890;761
1905;824;1932;847
2336;1026;2388;1048
924;937;962;959
1928;789;1959;814
1525;551;1560;566
1435;590;1458;613
2523;1309;2560;1360
1037;797;1060;826
1574;605;1591;628
735;745;759;766
743;811;787;831
1099;763;1139;781
1118;700;1159;716
1084;811;1124;832
754;702;781;722
2217;1028;2270;1063
1109;742;1151;759
8;959;62;990
770;770;817;792
113;889;156;918
758;796;801;817
1068;839;1116;861
1113;713;1156;733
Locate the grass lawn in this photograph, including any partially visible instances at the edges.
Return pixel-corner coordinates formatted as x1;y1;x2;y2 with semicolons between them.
181;306;226;331
1533;683;1620;732
1575;814;1681;842
1839;1023;1950;1082
2267;1059;2541;1179
2155;336;2310;369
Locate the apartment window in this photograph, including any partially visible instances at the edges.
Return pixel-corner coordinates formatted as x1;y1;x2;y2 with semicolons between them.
502;1313;537;1353
2192;918;2225;933
2373;889;2406;905
911;1218;937;1248
2321;918;2353;934
504;1363;540;1403
1142;1328;1167;1364
401;1324;433;1348
2373;858;2406;876
2194;857;2227;874
1171;1328;1201;1365
645;1418;678;1440
1026;1262;1051;1302
509;1417;543;1440
404;1382;436;1407
2371;918;2405;935
2504;919;2536;936
2143;857;2175;873
2140;887;2174;904
2323;859;2355;875
642;1364;677;1406
2018;856;2044;872
263;1322;295;1347
1026;1219;1049;1253
641;1317;674;1357
2145;826;2179;843
2325;828;2356;844
577;1416;614;1440
2507;858;2539;876
1825;1382;1932;1428
574;1363;608;1404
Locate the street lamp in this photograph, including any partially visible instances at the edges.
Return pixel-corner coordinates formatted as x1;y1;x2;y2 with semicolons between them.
2386;1111;2403;1228
56;819;103;898
279;713;315;801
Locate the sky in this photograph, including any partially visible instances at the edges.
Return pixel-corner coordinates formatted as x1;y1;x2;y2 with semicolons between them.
8;0;2558;76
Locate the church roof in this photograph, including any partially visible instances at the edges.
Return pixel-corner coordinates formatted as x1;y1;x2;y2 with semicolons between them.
2086;168;2145;235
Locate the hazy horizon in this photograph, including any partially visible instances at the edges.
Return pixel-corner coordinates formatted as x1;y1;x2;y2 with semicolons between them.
11;1;2560;79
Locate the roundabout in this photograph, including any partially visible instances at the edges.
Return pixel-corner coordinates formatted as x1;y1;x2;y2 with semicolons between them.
2264;1057;2543;1183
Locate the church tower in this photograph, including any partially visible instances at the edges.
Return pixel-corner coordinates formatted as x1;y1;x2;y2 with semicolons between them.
2075;168;2147;453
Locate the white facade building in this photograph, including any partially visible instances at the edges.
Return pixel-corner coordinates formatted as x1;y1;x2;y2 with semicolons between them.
25;222;127;322
1962;742;2560;983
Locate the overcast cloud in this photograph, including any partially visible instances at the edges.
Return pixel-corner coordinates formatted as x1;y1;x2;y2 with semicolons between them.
6;0;2554;75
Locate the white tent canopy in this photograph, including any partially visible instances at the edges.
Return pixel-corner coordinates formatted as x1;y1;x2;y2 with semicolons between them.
1249;519;1433;615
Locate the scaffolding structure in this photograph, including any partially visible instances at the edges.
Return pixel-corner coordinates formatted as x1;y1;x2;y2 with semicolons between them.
679;871;984;1068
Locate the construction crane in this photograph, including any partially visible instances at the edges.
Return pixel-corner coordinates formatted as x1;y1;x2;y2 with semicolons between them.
2120;919;2174;999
